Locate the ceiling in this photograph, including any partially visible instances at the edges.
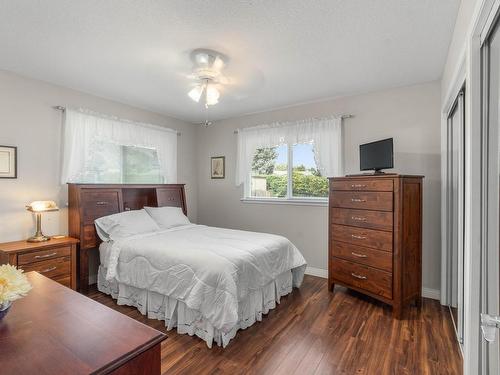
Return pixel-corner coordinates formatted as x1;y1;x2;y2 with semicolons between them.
0;0;460;123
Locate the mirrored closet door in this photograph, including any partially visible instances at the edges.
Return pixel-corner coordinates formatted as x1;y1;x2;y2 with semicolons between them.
445;88;465;345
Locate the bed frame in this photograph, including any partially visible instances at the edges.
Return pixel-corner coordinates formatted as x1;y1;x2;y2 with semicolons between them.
68;183;187;293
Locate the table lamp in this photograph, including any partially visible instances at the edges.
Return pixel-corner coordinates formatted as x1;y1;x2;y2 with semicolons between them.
26;201;59;242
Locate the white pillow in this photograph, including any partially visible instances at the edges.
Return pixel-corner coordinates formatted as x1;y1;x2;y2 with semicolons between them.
144;206;190;230
94;209;160;241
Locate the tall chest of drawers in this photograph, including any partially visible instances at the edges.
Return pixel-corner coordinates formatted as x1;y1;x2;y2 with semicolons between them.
328;174;423;318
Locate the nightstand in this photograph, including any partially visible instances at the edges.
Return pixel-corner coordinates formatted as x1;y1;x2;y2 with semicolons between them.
0;236;79;290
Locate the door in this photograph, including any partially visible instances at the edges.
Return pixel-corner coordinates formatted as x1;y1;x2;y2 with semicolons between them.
446;90;465;346
480;15;500;374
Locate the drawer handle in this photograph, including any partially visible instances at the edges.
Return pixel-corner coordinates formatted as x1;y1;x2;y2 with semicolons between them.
351;198;366;203
351;234;367;240
96;201;108;205
351;272;367;280
351;252;368;258
34;252;57;259
351;216;367;222
351;184;367;188
40;266;57;274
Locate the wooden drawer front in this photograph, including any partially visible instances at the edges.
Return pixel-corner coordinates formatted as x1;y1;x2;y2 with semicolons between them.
332;241;393;272
332;258;392;299
156;188;183;211
331;179;393;192
332;224;393;252
54;275;71;288
81;190;121;224
82;224;98;249
21;257;70;279
18;246;70;265
330;208;393;231
330;191;393;212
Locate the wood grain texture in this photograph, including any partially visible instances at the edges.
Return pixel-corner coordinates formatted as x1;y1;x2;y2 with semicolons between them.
87;275;462;375
331;178;394;192
0;272;165;375
328;175;423;319
331;224;393;252
330;191;393;211
330;207;393;231
332;241;393;272
0;237;78;290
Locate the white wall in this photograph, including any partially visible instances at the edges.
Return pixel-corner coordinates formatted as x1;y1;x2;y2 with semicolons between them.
0;70;198;276
196;81;442;292
441;0;480;100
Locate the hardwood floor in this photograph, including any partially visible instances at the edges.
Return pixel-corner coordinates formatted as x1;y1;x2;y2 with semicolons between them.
87;275;462;375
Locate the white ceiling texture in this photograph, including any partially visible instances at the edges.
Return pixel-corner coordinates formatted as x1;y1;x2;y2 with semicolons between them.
0;0;460;122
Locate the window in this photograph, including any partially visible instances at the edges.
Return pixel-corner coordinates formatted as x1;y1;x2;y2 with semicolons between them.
248;142;328;200
61;108;177;184
122;146;162;183
76;142;162;183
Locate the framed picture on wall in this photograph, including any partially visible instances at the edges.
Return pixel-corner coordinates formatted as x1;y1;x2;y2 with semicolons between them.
0;145;17;179
211;156;225;179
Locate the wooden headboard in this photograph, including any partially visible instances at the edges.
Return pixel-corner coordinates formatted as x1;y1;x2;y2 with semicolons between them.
68;183;186;293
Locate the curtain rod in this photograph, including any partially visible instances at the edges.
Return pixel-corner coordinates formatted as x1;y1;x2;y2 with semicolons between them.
52;106;181;136
232;114;354;134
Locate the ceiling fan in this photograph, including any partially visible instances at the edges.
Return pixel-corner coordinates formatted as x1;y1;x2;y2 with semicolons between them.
187;49;229;109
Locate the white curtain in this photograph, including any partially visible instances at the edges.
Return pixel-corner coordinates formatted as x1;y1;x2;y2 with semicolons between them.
61;108;177;184
235;117;343;186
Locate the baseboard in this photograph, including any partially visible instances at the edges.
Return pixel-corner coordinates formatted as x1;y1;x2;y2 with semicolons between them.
422;287;440;300
305;266;328;278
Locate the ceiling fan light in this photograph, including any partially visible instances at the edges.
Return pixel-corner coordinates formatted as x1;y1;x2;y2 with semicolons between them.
195;52;209;66
212;56;225;71
206;85;220;106
188;85;204;102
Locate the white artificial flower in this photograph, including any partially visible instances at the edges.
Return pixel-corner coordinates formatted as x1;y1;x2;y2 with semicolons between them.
0;264;32;304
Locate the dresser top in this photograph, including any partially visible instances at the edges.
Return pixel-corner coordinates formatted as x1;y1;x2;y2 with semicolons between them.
329;174;424;180
0;272;166;374
0;236;79;254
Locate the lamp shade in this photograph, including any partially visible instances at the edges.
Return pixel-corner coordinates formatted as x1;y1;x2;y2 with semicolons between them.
26;201;59;213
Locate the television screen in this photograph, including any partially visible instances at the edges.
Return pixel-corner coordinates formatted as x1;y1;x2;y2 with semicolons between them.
360;138;394;172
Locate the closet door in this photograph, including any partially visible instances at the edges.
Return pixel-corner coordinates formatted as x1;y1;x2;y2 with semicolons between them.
446;90;465;345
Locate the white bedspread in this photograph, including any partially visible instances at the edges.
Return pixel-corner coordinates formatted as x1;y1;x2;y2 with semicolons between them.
104;224;306;333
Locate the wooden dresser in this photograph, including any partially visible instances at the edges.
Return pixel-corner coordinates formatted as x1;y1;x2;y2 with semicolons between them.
68;183;187;293
0;272;166;374
0;237;78;290
328;174;423;318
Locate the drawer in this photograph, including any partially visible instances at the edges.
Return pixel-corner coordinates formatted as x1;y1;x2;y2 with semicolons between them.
332;257;392;299
81;190;121;224
330;208;393;231
82;224;98;249
331;179;393;192
331;224;393;252
21;256;70;279
330;191;393;211
331;241;393;272
18;246;71;265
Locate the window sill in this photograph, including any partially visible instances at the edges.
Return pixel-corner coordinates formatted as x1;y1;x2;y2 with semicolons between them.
240;197;328;207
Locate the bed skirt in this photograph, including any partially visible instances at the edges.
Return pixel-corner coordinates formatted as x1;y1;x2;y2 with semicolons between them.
97;265;304;348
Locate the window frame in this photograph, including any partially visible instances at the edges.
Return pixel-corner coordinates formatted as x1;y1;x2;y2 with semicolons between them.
242;141;328;206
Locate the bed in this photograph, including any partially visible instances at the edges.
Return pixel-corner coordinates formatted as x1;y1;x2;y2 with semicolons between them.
75;184;306;348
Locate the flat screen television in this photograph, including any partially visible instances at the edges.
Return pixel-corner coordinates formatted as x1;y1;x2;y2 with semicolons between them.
359;138;394;173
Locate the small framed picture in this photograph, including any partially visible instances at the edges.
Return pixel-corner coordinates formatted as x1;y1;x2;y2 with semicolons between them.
211;156;225;179
0;146;17;179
